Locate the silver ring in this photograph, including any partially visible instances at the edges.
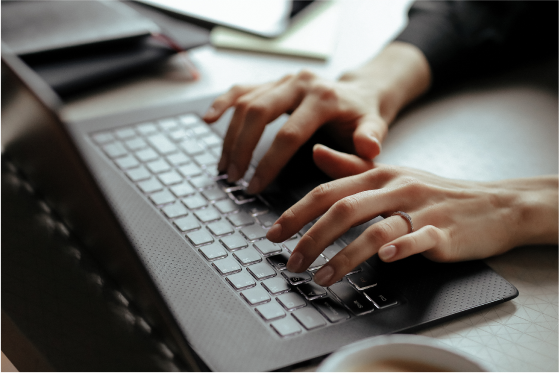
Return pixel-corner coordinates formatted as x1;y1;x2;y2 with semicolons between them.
391;211;414;233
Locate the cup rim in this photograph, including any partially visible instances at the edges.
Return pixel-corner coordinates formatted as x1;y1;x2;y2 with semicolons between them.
317;334;490;372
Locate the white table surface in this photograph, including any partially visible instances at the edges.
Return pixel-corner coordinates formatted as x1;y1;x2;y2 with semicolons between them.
62;1;558;371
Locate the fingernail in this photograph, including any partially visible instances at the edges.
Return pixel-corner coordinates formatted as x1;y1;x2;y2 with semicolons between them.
266;223;282;241
313;265;334;286
369;135;382;152
287;252;304;272
204;106;216;119
217;154;228;172
379;245;396;261
246;176;260;195
227;164;238;182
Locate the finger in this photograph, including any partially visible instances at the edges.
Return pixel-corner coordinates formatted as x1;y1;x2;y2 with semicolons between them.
226;79;306;182
352;114;387;159
312;144;374;179
312;216;410;286
267;166;399;243
244;95;331;194
285;188;411;273
203;84;257;123
378;225;449;262
219;82;277;175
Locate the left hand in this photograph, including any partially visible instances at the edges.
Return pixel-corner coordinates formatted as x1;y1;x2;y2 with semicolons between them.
266;144;551;287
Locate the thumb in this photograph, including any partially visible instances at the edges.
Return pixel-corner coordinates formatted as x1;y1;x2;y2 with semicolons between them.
313;144;374;179
352;114;387;159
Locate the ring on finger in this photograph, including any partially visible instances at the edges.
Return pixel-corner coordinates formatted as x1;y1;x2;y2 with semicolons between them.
391;211;414;233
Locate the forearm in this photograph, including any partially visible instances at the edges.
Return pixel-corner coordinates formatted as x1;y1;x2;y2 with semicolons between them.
339;41;431;124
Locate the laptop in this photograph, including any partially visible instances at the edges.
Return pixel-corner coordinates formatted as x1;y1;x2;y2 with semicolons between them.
1;46;518;371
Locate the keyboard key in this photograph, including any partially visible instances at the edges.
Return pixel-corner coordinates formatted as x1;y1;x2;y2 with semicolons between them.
297;282;327;300
169;128;189;141
241;286;270;305
282;270;312;285
206;221;234;236
178;114;199;127
136;122;158;135
247;262;276;280
230;189;255;204
255;302;285;321
256;212;280;228
158;118;179;131
173;215;200;232
226;271;256;290
322;243;344;260
200;133;222;147
240;225;267;241
282;238;301;253
161;202;188;218
233;247;262;266
227;212;254;227
149;190;175;205
214;199;240;214
292;307;326;330
178;163;203;178
212;257;242;276
267;252;290;270
166;152;190;166
146;159;171;174
138;178;163;193
103;142;127;158
220;233;248;251
328;282;375;316
198;242;228;261
182;194;208;210
346;271;378;290
115;127;136;139
254;241;281;256
194;207;221;223
346;265;363;275
158;170;183;185
115;155;139;169
147;134;177;154
194;152;218;167
298;221;313;236
170;182;196;197
189;175;215;190
262;277;290;295
190;124;211;137
126;166;151;182
312;298;350;323
308;255;328;271
216;178;243;192
241;200;269;216
124;137;148;151
363;286;398;309
186;229;214;246
180;139;205;156
201;188;227;201
271;316;302;337
92;132;114;144
135;148;159;162
277;292;306;311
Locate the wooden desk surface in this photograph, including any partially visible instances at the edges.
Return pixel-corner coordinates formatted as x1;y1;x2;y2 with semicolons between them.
50;0;559;370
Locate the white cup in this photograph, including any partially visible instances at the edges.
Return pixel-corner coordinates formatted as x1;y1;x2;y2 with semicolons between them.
317;334;488;372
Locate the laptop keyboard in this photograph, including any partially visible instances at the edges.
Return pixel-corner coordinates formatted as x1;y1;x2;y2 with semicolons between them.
90;113;399;338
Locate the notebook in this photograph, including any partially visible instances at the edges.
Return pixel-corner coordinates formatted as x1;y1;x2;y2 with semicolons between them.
1;46;518;371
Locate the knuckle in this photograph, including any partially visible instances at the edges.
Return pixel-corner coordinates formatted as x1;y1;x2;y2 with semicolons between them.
296;69;316;82
398;177;425;195
229;84;245;95
424;225;442;243
276;126;302;145
369;165;399;182
234;96;250;111
332;196;360;219
367;222;394;244
311;81;338;101
245;102;267;118
309;183;332;201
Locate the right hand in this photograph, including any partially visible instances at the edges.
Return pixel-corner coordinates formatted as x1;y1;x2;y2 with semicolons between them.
203;70;388;194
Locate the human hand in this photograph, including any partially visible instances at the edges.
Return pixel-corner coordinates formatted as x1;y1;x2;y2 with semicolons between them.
203;71;386;194
266;145;558;287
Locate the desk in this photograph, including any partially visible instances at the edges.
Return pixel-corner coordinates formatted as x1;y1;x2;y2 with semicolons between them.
5;0;558;371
